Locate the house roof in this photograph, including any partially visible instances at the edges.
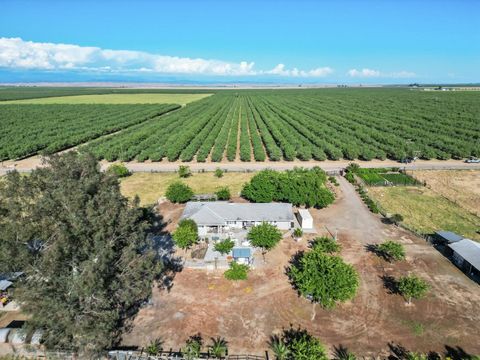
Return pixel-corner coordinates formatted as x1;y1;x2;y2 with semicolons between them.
448;239;480;270
181;202;294;225
232;247;251;258
435;231;464;243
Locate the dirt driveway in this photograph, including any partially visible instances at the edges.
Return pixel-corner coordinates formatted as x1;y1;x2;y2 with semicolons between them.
123;177;480;357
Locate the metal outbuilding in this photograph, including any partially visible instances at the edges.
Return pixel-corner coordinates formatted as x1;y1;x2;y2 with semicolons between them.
298;209;313;230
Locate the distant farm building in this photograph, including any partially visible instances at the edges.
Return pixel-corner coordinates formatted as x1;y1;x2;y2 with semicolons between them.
181;202;295;236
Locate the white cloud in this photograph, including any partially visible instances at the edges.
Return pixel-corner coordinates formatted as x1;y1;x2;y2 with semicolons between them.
266;63;333;77
347;68;381;78
347;68;416;78
0;37;333;78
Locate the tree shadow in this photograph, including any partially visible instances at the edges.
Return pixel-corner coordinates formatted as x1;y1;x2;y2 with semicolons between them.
365;243;381;256
444;345;474;360
380;275;400;295
333;344;355;359
284;250;305;296
387;342;442;360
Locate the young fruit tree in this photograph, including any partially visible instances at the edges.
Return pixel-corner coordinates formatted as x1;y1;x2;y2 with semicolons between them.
178;165;192;178
215;187;231;201
377;240;406;262
0;152;160;355
214;238;235;255
224;262;249;280
398;275;430;304
247;222;282;262
214;168;224;178
288;247;359;309
173;219;198;252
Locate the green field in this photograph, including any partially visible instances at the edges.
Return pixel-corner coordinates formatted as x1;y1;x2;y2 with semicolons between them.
368;186;480;240
1;88;479;162
0;93;211;105
0;104;179;160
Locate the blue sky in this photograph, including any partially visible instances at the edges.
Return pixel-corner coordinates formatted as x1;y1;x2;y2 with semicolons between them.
1;0;479;84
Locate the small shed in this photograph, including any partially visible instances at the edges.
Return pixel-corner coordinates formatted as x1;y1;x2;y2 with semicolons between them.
232;247;252;265
298;209;313;230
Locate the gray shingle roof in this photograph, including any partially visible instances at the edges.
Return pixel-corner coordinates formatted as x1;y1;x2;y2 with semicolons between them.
181;202;294;225
448;239;480;270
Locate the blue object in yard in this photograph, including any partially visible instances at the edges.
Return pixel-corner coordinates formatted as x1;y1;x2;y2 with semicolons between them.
232;247;251;259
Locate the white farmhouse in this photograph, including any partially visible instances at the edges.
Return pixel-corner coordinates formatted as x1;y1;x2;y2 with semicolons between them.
181;202;294;236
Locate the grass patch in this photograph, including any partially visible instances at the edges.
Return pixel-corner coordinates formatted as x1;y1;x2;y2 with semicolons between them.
401;320;425;336
1;93;211;105
368;186;480;240
120;172;255;205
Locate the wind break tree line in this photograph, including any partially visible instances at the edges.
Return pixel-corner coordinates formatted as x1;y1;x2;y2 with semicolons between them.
0;152;162;356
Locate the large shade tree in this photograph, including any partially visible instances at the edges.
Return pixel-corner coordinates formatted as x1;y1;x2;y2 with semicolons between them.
0;152;161;355
288;247;359;309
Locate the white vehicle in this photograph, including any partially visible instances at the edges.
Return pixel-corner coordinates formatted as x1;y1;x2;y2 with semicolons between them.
465;157;480;163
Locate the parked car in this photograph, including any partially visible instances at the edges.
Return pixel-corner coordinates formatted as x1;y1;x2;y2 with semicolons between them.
465;157;480;163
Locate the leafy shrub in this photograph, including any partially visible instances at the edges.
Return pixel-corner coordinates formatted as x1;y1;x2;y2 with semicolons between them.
166;182;193;203
106;163;131;178
344;172;355;184
178;165;192;178
328;176;339;186
390;213;404;225
273;327;328;360
214;238;235;255
310;236;341;254
376;240;405;262
214;168;224;178
216;187;231;200
293;228;303;238
224;262;249;280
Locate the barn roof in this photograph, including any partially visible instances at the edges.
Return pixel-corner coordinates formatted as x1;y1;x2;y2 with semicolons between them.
448;239;480;270
435;231;464;243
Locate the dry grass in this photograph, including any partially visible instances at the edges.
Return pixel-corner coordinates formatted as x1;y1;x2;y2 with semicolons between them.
409;169;480;217
120;171;255;205
368;186;480;240
0;93;211;105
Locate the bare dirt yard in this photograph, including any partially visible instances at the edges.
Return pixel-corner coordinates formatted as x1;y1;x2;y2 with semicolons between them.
122;177;480;357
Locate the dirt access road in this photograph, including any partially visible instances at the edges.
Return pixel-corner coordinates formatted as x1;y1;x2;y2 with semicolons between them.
1;157;480;175
123;177;480;357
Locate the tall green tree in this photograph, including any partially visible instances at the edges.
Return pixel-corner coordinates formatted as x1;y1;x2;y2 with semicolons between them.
173;219;198;251
0;152;160;355
247;222;282;262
